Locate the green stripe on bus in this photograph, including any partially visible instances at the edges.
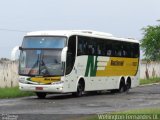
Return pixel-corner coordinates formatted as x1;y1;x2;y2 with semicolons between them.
85;56;98;77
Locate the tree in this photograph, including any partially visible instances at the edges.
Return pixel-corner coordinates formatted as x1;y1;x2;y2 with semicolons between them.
141;23;160;61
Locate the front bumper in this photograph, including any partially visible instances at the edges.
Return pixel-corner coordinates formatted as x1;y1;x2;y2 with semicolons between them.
19;83;64;93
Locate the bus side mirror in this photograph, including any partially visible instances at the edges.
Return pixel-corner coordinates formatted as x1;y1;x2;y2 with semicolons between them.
19;46;22;50
11;46;20;61
61;47;68;62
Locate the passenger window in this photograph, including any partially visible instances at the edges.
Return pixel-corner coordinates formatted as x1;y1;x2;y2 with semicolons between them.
105;40;113;56
112;41;122;57
133;43;139;58
77;36;139;58
78;36;91;56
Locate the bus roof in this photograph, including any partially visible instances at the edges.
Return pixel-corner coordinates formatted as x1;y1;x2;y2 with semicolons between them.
26;30;139;43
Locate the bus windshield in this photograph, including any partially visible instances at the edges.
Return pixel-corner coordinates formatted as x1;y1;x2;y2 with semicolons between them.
19;36;66;76
22;36;66;48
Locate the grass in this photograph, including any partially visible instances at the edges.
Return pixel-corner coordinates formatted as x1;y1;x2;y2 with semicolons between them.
85;108;160;120
140;77;160;85
115;108;160;114
0;86;34;98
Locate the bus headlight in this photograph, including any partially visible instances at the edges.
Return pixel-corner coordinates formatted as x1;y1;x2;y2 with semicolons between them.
19;77;28;84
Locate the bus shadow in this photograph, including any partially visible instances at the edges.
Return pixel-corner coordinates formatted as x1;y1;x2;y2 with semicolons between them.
44;91;129;100
24;90;134;101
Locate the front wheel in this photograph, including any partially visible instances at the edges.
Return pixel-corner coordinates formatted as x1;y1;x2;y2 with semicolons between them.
72;82;84;97
36;92;47;99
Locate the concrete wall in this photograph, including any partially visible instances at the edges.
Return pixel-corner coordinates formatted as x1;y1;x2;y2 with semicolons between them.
140;61;160;79
0;60;160;88
0;60;18;88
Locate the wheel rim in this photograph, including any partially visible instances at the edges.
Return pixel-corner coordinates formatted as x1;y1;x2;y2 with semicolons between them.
119;86;124;92
77;83;83;96
126;82;131;91
119;82;125;92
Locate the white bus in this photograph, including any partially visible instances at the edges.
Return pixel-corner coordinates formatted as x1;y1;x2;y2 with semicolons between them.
18;30;140;98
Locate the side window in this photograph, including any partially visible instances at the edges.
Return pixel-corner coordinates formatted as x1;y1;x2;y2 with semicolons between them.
105;40;113;56
133;43;139;58
91;38;97;55
88;38;106;56
66;36;76;75
123;42;139;58
77;36;84;55
122;42;127;57
77;36;91;56
123;42;130;57
96;38;105;56
112;41;123;57
78;37;106;56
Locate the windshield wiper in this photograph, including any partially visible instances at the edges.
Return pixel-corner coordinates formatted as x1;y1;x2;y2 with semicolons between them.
39;54;50;76
28;54;40;75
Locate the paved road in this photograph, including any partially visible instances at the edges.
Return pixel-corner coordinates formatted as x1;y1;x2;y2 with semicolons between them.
0;84;160;120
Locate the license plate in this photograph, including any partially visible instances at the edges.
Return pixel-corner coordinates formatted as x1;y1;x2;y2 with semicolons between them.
36;87;43;90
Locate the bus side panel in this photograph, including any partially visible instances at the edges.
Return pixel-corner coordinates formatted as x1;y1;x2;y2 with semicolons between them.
84;76;119;91
62;55;140;92
73;56;119;91
62;56;88;92
131;61;140;88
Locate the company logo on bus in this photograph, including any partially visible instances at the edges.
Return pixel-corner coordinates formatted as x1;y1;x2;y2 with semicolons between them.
111;60;124;66
85;56;139;77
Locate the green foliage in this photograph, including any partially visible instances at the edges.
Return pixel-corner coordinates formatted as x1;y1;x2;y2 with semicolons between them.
141;24;160;61
115;108;160;114
140;77;160;85
0;87;34;98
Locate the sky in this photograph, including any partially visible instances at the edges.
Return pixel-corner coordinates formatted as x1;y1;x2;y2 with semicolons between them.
0;0;160;58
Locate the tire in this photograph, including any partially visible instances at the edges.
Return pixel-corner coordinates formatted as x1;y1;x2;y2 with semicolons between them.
110;89;119;93
125;81;131;92
118;80;125;93
72;82;84;97
110;79;126;94
36;92;47;99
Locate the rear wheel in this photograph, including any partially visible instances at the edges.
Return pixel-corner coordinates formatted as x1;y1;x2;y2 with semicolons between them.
110;78;128;94
125;79;131;92
36;92;47;99
118;79;126;93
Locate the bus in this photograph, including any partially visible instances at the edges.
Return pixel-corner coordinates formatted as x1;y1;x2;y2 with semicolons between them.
18;30;140;99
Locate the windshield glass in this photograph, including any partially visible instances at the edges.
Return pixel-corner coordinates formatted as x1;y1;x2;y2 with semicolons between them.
19;36;66;76
22;36;66;48
19;49;64;76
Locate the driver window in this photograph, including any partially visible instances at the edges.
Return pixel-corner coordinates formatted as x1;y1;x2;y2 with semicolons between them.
66;35;76;75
